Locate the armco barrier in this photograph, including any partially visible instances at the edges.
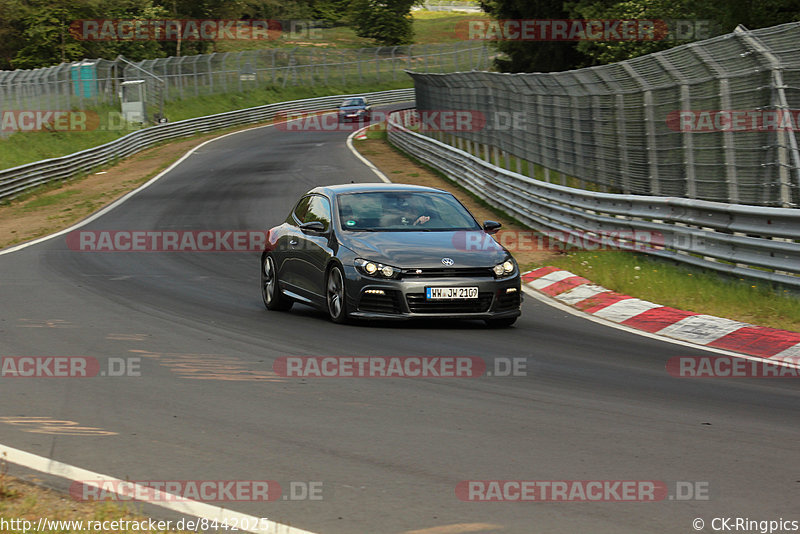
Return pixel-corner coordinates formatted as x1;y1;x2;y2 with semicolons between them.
0;88;415;200
386;109;800;288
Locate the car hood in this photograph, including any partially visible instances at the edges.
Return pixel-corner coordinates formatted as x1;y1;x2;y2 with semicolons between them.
338;230;509;268
339;106;367;112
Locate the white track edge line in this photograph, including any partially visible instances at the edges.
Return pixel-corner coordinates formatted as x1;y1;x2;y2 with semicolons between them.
346;124;392;183
521;285;800;370
0;444;317;534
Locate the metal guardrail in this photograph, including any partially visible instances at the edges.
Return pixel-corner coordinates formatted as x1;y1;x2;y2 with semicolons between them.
387;109;800;288
0;88;415;200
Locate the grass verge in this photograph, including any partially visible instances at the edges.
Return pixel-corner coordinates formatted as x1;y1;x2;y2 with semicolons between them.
0;455;187;534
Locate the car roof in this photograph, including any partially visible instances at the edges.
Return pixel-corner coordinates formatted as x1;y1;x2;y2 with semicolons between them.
308;183;449;197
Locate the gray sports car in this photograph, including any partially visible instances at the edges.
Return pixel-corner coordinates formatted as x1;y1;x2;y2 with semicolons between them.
260;183;521;326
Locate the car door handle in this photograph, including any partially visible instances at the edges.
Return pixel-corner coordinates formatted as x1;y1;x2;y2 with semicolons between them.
289;239;299;246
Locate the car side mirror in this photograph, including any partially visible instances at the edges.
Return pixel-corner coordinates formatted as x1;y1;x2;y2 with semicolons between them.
483;220;502;234
300;221;327;234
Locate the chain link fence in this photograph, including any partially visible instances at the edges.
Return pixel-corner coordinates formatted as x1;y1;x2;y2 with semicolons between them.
0;59;120;113
410;23;800;208
0;42;488;125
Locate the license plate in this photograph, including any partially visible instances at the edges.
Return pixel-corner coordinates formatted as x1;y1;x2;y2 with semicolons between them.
426;287;478;300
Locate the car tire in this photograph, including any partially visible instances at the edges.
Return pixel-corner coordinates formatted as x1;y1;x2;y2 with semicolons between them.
484;317;517;328
262;254;292;311
326;265;349;324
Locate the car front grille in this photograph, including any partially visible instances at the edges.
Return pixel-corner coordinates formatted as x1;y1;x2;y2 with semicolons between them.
406;293;493;314
358;290;402;314
401;267;494;279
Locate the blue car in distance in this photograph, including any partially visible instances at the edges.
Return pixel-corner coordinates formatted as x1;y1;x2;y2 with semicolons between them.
338;97;372;123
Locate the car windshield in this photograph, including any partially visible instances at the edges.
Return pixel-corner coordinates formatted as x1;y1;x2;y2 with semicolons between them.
337;191;481;231
341;98;365;107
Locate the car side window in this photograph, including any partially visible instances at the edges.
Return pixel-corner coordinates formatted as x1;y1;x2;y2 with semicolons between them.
303;195;332;229
289;196;312;225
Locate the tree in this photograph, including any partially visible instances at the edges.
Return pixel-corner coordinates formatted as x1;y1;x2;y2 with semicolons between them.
567;0;800;66
12;0;97;68
0;0;26;69
478;0;584;72
348;0;418;46
312;0;351;23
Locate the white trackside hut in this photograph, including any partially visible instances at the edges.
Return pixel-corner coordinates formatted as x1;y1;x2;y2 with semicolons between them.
120;80;147;124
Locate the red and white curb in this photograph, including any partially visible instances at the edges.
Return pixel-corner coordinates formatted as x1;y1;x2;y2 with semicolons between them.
522;266;800;363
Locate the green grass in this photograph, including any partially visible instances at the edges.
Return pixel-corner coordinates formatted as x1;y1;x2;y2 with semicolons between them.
216;10;489;52
528;250;800;332
0;103;143;171
411;11;490;43
21;190;81;210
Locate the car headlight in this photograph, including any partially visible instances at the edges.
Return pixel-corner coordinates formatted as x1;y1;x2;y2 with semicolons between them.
355;258;399;279
493;258;516;278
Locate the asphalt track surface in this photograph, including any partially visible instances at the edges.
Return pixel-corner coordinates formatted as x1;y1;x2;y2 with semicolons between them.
0;109;798;534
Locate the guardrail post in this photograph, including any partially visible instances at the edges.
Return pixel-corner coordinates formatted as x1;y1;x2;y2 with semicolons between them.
615;93;631;193
690;45;739;203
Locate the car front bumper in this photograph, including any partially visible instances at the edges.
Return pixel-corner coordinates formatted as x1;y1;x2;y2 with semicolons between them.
339;112;369;122
344;266;522;320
